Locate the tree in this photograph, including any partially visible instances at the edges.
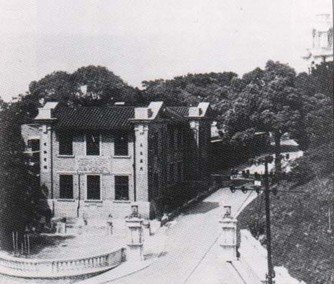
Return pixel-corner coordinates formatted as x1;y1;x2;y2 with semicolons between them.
0;100;40;250
296;62;334;178
72;66;137;106
142;72;237;107
28;66;138;107
224;61;306;172
296;61;334;100
295;61;333;153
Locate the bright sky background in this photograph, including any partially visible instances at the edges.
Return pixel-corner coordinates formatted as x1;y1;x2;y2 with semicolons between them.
0;0;332;101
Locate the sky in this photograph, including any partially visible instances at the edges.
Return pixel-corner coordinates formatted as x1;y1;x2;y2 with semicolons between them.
0;0;332;101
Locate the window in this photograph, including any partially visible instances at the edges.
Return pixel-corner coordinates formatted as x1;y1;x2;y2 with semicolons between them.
59;134;73;155
151;132;158;155
59;175;73;199
87;175;101;200
114;134;128;156
170;164;174;183
154;173;159;195
169;128;174;148
178;162;183;181
28;139;40;152
86;134;100;155
174;130;178;149
115;176;129;200
178;132;183;149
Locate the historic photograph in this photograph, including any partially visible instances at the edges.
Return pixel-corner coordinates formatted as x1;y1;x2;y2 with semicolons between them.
0;1;333;283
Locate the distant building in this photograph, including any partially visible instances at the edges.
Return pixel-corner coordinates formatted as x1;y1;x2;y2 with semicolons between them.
303;14;333;69
22;101;213;219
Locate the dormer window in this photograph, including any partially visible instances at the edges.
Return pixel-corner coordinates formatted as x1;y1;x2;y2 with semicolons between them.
28;139;40;152
86;133;100;156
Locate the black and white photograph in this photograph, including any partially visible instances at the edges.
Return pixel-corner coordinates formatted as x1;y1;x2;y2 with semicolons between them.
0;1;333;283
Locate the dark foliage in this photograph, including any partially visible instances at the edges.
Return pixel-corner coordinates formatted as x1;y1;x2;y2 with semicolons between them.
238;61;334;284
142;72;237;108
223;61;309;171
0;100;41;250
28;65;139;107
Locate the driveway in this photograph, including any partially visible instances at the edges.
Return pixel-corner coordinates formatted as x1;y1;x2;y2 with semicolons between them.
109;189;256;284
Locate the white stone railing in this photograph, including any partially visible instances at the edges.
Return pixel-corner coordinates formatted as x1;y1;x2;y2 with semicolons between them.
0;247;125;278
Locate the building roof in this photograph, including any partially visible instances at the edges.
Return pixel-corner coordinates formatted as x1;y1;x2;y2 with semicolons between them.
162;107;189;123
53;105;191;131
37;101;214;131
54;106;135;131
168;106;189;117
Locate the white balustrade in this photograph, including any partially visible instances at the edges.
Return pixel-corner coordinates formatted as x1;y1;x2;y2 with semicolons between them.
0;247;125;278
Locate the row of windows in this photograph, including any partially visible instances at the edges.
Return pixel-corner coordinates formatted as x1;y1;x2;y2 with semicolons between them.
59;175;129;201
168;129;185;150
58;133;128;156
168;162;184;183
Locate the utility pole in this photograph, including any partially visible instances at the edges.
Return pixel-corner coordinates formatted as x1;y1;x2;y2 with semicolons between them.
229;154;276;283
264;156;274;284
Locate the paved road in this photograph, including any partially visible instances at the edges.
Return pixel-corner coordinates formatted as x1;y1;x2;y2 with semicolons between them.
109;189;257;284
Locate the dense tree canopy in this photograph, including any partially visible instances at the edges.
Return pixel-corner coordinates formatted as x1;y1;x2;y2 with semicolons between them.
299;62;333;147
0;100;41;249
223;61;312;171
28;65;139;108
142;72;237;108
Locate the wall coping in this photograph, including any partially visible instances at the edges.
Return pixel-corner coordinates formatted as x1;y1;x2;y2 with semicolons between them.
0;246;126;279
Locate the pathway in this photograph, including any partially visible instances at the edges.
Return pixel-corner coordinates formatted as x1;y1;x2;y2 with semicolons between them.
102;139;303;283
107;189;257;284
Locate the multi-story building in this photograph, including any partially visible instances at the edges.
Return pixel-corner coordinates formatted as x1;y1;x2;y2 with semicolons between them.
303;13;333;68
23;101;213;219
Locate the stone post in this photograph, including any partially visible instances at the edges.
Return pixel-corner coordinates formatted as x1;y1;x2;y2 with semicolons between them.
107;214;113;236
56;220;67;235
126;204;144;261
219;206;238;262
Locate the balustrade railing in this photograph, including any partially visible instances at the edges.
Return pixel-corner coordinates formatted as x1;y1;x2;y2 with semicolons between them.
0;247;125;278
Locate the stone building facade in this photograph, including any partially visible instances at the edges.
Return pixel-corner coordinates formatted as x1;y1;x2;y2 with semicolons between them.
23;101;213;219
303;13;333;68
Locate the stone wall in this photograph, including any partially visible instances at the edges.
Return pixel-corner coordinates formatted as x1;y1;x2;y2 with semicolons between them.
43;130;137;218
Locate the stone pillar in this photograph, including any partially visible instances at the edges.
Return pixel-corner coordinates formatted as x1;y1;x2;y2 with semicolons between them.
39;124;53;195
134;124;149;202
219;207;238;262
126;204;144;261
35;102;59;201
189;120;200;179
126;217;144;261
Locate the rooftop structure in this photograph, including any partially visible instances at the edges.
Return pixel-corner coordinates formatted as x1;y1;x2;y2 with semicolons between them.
303;14;333;68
